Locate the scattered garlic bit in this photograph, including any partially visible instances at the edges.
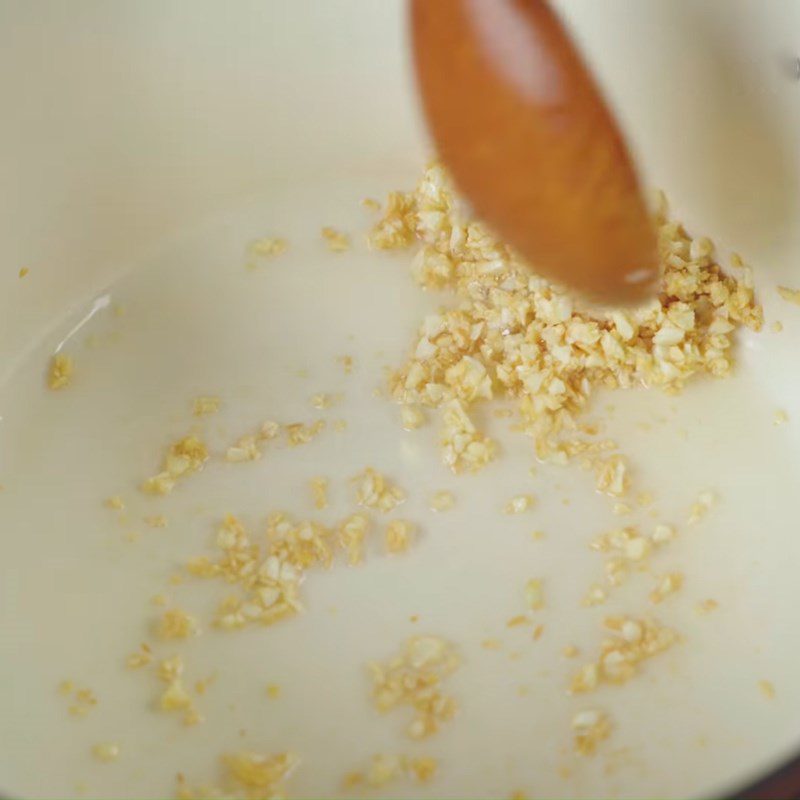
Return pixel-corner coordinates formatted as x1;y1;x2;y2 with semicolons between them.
309;476;329;510
368;636;460;739
367;191;418;250
562;645;580;659
194;675;216;696
613;503;632;516
649;572;684;604
156;608;199;640
570;616;677;693
772;321;784;333
192;396;221;417
482;638;502;650
637;491;654;507
321;226;351;252
532;624;545;641
333;418;348;432
310;392;335;410
696;598;719;615
258;420;280;441
595;455;629;498
338;512;371;566
48;353;74;390
572;709;612;756
581;584;608;608
590;526;664;591
248;237;288;260
145;515;168;529
688;490;717;524
401;404;426;430
266;684;281;700
507;615;528;628
379;163;761;478
190;507;365;628
228;752;299;794
652;524;676;544
151;593;169;607
337;354;355;374
361;197;382;212
187;514;310;629
142;435;209;495
178;752;299;800
60;684;98;718
91;742;120;763
759;680;776;699
530;530;546;541
441;399;496;474
19;266;29;278
225;434;262;463
157;655;197;719
126;643;153;669
778;286;800;306
285;419;325;447
525;578;545;611
774;409;789;425
183;708;204;727
105;495;125;511
408;756;438;784
353;467;406;513
385;519;416;554
344;754;438;789
504;494;535;514
429;490;455;512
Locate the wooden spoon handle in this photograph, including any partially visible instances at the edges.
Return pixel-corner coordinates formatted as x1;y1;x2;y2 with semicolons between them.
411;0;658;304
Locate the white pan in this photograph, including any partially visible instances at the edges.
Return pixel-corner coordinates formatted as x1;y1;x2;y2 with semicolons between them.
1;2;799;798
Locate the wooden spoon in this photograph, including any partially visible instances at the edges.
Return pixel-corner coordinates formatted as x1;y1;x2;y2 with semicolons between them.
411;0;658;304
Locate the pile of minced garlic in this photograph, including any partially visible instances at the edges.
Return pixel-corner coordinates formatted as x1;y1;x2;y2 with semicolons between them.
370;163;762;490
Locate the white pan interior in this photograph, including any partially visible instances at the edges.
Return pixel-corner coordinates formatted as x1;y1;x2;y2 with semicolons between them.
1;2;799;798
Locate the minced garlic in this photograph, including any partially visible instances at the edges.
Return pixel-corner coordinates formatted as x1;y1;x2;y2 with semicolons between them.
247;237;288;262
344;754;438;788
400;404;426;430
156;608;199;640
649;572;684;604
572;709;612;756
225;434;261;463
385;519;415;554
192;396;221;417
368;636;459;739
778;286;800;306
309;476;329;510
375;163;761;485
48;353;74;390
338;513;370;566
525;578;545;611
91;742;120;763
285;420;325;447
570;616;676;693
321;226;350;252
504;494;535;514
142;435;208;495
126;643;153;669
178;752;299;800
352;467;406;513
429;490;455;512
